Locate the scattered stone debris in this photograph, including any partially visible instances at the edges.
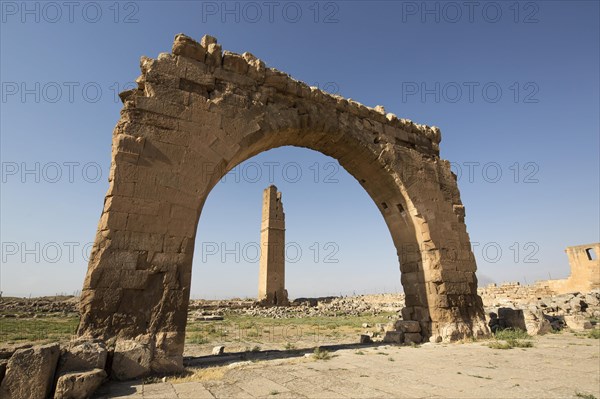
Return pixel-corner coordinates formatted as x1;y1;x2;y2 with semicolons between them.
193;313;224;321
480;286;600;334
0;339;109;399
188;294;405;320
0;287;598;393
0;296;79;318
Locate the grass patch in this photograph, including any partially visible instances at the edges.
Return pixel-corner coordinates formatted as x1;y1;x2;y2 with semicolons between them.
0;317;79;344
575;393;597;399
494;328;531;341
165;366;227;384
388;357;395;362
313;347;331;360
355;350;365;355
186;333;208;345
183;312;397;348
488;339;533;349
284;342;297;351
488;328;533;350
488;341;513;350
512;340;533;348
586;329;600;339
248;345;261;352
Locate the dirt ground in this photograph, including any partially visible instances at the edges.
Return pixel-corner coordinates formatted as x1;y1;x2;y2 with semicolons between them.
2;297;599;398
92;331;600;399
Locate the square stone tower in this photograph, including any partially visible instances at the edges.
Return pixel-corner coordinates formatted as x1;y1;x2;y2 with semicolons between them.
258;185;288;305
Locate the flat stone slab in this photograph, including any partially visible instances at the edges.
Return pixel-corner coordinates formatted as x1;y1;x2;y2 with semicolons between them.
93;333;600;398
194;316;224;321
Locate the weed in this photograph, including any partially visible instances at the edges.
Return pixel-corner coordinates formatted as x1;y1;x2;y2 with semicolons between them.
489;328;533;349
186;333;208;345
468;374;492;380
313;347;331;360
494;328;531;341
284;342;297;351
587;329;600;339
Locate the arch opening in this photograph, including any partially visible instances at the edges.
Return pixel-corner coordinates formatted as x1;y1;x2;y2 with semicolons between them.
191;146;400;300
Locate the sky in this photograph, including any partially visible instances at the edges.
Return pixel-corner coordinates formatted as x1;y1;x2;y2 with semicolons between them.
0;0;598;299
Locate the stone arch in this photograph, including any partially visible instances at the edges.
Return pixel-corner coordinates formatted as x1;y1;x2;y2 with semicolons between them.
77;34;488;374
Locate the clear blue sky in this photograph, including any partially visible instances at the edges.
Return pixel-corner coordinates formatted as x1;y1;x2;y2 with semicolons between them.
1;1;598;298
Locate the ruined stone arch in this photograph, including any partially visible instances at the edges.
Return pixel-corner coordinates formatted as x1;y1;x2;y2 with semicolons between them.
78;34;488;373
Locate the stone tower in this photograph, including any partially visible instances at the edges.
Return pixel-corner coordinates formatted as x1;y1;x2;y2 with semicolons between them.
258;185;288;305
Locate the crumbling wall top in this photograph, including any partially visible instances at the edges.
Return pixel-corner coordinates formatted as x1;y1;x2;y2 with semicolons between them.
124;33;442;157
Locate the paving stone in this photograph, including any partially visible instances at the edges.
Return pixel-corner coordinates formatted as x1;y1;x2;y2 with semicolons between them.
172;382;215;398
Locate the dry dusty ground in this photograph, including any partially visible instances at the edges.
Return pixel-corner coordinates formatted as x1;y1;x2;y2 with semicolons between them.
94;332;600;399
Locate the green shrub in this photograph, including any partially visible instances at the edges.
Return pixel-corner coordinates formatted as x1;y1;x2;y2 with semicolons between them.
313;347;331;360
488;328;533;349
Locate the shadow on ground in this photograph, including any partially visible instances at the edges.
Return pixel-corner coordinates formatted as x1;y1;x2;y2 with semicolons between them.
184;341;382;368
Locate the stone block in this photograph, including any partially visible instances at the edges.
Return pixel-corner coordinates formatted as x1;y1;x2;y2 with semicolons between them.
497;307;526;331
524;310;552;335
135;96;187;119
172;34;206;62
206;43;222;67
395;320;421;333
564;315;593;330
359;335;372;344
383;322;396;332
213;67;255;87
212;346;225;355
404;333;422;344
111;337;154;381
222;52;249;75
57;339;107;374
382;331;403;344
54;368;106;399
264;69;290;91
0;343;60;399
201;35;217;48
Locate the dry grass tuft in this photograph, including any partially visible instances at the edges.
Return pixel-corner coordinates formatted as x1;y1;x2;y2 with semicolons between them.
167;366;227;384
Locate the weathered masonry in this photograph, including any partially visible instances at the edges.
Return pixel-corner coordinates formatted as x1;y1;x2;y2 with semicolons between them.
546;243;600;294
258;185;288;306
77;33;489;375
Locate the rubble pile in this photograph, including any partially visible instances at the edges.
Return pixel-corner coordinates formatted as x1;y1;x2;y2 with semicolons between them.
0;296;79;318
189;294;406;320
479;284;600;334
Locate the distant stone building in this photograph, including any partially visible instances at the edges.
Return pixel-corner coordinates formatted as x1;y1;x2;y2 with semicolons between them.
258;185;288;305
546;243;600;294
